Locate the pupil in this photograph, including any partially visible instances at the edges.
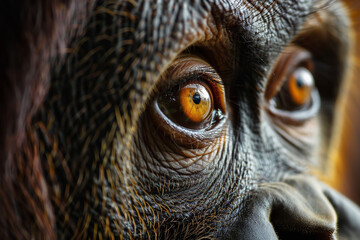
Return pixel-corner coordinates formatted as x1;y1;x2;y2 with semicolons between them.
296;77;304;88
192;92;201;104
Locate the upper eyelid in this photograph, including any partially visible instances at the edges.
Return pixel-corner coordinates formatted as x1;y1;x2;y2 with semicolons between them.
184;69;224;86
265;46;313;101
158;56;223;88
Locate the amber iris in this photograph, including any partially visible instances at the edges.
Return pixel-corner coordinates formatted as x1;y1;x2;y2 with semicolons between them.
179;83;212;122
288;67;314;106
156;57;226;130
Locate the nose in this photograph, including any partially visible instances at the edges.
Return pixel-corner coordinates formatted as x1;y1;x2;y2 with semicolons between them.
223;176;338;240
322;183;360;239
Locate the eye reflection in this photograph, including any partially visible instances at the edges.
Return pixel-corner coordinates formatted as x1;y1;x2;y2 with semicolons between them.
288;67;314;106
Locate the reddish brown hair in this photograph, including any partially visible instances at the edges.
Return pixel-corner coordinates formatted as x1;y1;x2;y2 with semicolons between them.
0;1;90;238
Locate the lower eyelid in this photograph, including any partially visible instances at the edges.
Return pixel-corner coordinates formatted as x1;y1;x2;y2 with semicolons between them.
266;89;321;124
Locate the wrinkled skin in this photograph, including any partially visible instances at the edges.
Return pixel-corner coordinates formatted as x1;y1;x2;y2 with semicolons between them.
1;0;360;239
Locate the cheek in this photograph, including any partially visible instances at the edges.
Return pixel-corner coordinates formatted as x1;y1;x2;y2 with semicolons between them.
133;113;229;177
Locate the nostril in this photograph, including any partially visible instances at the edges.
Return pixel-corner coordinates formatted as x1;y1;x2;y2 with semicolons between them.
222;177;338;240
266;177;338;240
270;210;336;240
322;184;360;239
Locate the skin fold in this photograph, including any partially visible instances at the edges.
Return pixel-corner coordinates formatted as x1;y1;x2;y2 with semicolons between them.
1;0;360;239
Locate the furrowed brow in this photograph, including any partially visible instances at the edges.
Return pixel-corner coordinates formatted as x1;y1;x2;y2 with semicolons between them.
207;0;316;89
216;0;316;54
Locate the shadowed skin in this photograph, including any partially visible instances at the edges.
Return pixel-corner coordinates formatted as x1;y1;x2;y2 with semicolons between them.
1;0;360;239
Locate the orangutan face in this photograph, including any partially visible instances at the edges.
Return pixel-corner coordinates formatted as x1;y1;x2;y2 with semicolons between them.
1;0;360;239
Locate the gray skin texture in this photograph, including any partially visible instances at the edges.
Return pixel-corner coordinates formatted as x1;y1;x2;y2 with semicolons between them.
33;0;360;239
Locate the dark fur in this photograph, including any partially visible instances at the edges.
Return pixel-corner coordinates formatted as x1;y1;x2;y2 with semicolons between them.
0;1;91;238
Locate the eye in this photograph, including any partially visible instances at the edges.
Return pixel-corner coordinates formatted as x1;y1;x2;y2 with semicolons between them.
140;56;227;174
156;57;226;130
287;67;314;106
265;46;320;122
271;66;315;111
172;82;212;123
